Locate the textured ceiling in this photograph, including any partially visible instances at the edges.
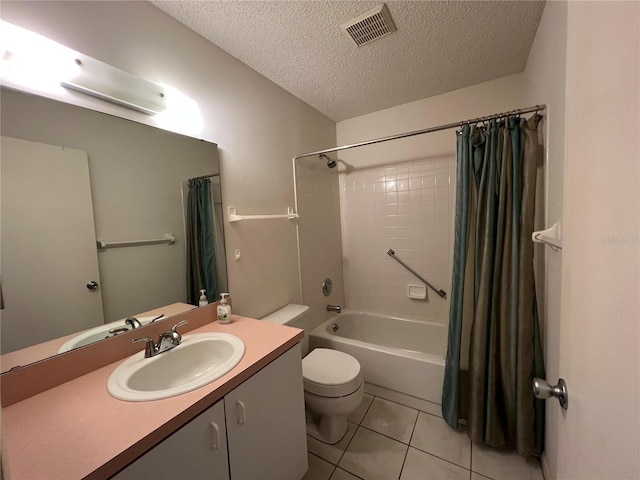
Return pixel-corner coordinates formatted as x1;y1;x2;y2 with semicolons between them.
152;1;545;121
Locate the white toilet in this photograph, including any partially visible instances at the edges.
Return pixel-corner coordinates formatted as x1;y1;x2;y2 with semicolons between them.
261;304;364;444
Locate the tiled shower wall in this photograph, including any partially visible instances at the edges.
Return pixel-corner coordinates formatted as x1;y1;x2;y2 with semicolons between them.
339;157;456;324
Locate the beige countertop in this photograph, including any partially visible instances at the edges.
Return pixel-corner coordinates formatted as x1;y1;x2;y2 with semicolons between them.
1;315;303;480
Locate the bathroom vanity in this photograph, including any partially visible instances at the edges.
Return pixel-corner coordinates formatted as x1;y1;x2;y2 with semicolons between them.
1;309;307;479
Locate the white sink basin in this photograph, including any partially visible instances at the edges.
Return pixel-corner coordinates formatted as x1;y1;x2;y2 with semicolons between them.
107;332;245;401
58;316;159;353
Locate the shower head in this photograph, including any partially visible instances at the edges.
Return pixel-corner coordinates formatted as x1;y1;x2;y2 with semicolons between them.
319;153;337;169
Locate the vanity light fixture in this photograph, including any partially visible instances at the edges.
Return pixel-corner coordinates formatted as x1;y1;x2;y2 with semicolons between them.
1;20;166;116
60;55;167;116
0;20;80;94
1;20;200;133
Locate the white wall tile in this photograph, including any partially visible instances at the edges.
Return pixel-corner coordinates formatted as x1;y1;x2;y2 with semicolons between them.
340;156;455;323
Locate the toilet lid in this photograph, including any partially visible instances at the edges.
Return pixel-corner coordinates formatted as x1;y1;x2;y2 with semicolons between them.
302;348;363;397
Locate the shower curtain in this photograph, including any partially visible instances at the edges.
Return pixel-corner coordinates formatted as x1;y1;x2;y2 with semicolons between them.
186;178;218;304
442;115;545;458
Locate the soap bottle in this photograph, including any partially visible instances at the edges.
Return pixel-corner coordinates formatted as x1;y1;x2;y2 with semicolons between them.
199;289;208;307
217;293;231;324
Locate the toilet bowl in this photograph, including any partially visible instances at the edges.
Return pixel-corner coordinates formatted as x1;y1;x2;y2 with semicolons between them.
303;347;363;443
261;304;364;444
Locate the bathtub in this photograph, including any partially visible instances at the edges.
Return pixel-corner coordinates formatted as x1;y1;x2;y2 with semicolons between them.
309;310;446;406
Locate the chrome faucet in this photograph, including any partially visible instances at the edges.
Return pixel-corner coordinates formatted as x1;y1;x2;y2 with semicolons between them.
107;316;144;338
133;320;188;358
327;304;342;313
125;317;142;329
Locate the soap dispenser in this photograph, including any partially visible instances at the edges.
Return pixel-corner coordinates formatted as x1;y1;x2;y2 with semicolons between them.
217;293;231;324
198;289;208;307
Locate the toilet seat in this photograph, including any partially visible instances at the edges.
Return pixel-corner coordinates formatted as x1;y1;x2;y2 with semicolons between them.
302;348;362;398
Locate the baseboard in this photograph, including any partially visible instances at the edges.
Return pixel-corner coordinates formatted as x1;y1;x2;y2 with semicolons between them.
364;382;442;417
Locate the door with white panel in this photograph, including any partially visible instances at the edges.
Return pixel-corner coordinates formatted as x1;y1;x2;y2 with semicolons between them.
555;3;640;478
1;136;104;353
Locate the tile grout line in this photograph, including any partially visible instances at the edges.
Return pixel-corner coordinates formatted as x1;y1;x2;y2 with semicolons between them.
307;451;335;480
397;408;420;480
408;441;474;472
335;395;376;468
358;424;413;446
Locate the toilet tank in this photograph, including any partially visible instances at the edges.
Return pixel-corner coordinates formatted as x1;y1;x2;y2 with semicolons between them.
261;304;310;325
261;304;310;356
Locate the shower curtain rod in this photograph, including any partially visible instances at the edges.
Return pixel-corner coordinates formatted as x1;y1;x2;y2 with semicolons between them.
187;173;220;181
293;104;546;160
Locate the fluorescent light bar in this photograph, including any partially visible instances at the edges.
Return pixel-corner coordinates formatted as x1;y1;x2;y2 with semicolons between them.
61;55;167;115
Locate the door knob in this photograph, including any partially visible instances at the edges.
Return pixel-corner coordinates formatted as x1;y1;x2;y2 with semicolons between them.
86;281;99;290
533;378;568;409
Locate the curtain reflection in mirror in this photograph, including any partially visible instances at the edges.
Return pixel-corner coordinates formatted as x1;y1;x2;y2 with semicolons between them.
186;176;227;304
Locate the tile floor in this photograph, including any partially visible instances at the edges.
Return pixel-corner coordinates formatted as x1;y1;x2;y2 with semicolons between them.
303;394;544;480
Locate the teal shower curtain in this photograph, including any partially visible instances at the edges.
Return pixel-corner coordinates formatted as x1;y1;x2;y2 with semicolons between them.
186;178;218;304
442;115;545;458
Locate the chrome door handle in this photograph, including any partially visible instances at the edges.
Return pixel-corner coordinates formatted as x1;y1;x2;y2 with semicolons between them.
86;281;99;290
533;378;568;409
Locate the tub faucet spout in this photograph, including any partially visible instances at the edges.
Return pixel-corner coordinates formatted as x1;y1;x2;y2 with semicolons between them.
327;305;341;314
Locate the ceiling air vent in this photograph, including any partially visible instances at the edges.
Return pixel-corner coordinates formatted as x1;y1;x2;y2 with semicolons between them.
341;4;397;47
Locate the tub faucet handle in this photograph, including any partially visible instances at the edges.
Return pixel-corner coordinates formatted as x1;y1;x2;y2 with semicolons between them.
327;305;341;313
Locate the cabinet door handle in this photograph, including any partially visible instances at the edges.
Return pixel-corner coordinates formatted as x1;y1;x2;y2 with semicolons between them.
209;421;220;449
235;400;246;425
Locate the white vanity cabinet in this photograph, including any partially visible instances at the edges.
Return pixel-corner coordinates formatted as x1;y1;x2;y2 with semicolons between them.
112;400;229;480
225;344;307;479
112;344;307;480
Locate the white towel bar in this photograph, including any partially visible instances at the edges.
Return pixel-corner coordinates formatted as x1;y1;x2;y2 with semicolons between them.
227;206;298;222
97;233;175;250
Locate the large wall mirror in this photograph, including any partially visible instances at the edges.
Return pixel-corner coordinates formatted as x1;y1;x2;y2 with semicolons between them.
0;87;227;372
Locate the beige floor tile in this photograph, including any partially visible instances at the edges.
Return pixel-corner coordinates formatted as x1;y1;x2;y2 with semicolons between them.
400;447;470;480
308;422;358;465
471;443;543;480
361;397;418;444
347;393;374;424
331;468;362;480
471;472;493;480
410;412;471;469
304;453;336;480
339;427;408;480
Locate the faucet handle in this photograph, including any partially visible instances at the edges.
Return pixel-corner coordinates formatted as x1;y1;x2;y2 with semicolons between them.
156;320;188;352
107;326;130;338
168;320;188;344
132;337;156;358
172;320;188;333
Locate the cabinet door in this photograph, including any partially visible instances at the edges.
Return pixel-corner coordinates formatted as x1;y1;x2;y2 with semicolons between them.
225;344;307;480
112;400;229;480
